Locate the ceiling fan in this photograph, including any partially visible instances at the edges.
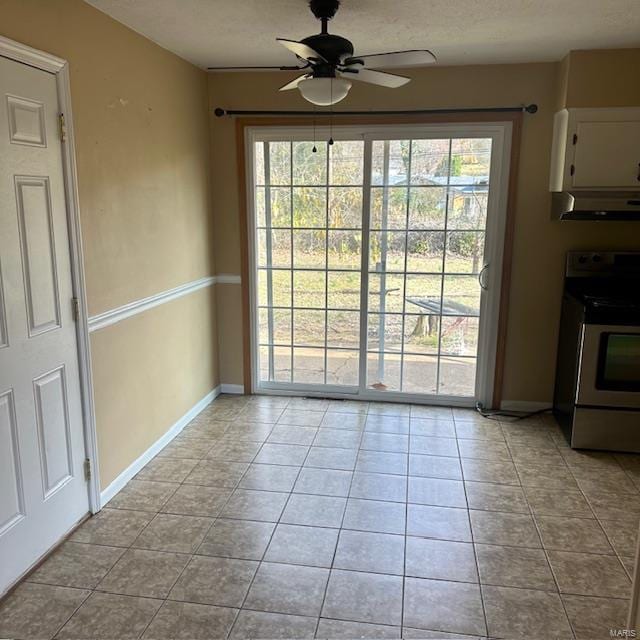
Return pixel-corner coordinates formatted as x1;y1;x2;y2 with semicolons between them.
207;0;437;106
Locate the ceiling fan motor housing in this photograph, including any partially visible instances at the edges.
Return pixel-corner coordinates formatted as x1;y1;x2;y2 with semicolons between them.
301;33;354;69
309;0;340;21
304;0;352;73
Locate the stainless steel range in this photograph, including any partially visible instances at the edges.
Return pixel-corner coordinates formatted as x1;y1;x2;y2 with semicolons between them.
554;251;640;452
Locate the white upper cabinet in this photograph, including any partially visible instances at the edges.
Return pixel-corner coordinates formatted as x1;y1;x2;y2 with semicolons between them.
549;108;640;191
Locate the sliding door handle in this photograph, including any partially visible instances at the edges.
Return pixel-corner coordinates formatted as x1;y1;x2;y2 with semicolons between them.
478;263;490;291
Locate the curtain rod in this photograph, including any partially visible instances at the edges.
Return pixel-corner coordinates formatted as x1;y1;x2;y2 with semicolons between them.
213;104;538;117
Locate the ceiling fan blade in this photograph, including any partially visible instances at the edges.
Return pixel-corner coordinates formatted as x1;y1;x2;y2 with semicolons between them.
276;38;327;63
207;65;306;71
343;49;436;68
346;68;411;88
279;74;311;91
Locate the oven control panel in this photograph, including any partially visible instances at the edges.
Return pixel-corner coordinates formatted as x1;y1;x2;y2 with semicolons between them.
567;251;640;277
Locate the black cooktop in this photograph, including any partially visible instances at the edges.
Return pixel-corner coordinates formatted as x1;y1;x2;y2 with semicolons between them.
566;284;640;324
564;252;640;324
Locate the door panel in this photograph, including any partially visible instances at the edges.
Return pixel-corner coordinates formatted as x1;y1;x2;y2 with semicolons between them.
365;137;489;397
0;390;24;535
0;56;89;595
34;366;73;498
15;176;61;335
0;264;8;348
7;94;47;147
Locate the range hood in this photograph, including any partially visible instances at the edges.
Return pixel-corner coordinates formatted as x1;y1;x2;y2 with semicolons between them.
552;191;640;221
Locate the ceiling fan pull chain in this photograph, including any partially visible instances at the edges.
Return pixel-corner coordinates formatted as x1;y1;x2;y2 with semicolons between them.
328;78;334;146
312;109;317;153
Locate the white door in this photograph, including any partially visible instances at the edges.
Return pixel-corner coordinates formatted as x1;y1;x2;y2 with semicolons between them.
0;56;89;594
248;124;511;406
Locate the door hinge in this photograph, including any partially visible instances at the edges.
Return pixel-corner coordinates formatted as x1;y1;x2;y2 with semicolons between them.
59;113;67;142
72;297;80;321
84;458;91;481
572;133;578;145
570;164;575;176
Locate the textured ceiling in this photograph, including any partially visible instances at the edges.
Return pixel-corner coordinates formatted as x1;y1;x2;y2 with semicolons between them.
86;0;640;69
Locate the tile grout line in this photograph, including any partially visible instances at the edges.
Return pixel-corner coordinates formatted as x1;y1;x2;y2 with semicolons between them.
458;418;490;639
512;430;636;584
514;430;577;640
48;585;93;639
135;399;255;639
211;398;292;640
572;466;636;584
312;413;362;640
228;399;328;640
139;396;289;640
57;400;278;637
27;554;635;602
8;396;639;638
400;414;411;633
66;449;201;639
85;480;639;554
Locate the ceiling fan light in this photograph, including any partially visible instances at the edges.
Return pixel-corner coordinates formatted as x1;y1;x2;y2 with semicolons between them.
298;77;352;106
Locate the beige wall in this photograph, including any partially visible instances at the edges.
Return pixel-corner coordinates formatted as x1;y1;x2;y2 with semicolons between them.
2;0;219;488
555;55;571;112
563;49;640;108
91;287;218;486
209;54;640;404
215;284;245;387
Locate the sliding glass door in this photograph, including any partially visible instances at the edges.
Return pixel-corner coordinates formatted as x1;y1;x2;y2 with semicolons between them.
254;139;365;389
366;138;490;397
248;124;510;405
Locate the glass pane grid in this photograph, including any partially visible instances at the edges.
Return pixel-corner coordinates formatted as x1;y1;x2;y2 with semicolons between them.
433;140;452;394
255;135;491;399
256;183;364;188
259;227;489;233
366;136;490;397
256;139;364;389
261;343;364;350
397;140;413;393
366;350;476;358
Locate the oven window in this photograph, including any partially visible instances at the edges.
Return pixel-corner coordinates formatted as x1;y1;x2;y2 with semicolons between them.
597;333;640;392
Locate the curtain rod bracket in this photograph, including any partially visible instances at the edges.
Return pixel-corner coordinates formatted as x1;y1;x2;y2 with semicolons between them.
213;104;538;117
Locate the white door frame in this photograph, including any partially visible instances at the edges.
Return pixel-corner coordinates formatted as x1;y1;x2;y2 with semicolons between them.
0;36;100;513
245;123;512;408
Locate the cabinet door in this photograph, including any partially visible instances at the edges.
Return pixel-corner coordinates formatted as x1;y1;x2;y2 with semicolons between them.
572;121;640;188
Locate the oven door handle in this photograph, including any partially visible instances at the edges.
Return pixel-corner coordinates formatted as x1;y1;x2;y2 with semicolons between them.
478;263;490;291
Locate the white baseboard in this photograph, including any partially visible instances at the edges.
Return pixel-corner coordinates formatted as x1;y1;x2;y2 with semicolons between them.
500;400;553;412
100;385;221;507
220;383;245;394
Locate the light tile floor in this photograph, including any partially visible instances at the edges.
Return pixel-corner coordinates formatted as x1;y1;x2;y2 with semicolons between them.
1;394;638;639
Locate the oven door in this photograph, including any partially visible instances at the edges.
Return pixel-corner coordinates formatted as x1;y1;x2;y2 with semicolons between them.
577;324;640;409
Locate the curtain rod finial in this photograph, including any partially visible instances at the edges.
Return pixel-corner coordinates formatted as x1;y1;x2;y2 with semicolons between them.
214;107;226;117
524;104;538;114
